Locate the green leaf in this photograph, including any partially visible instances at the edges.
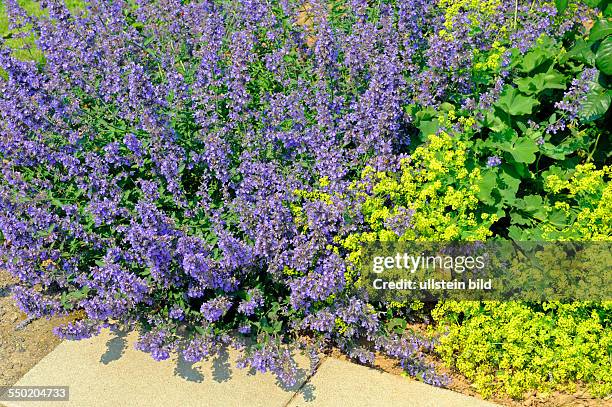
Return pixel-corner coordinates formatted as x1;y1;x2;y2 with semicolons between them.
418;120;439;138
589;19;612;43
496;87;540;116
510;212;533;226
514;77;537;95
50;198;64;208
540;143;568;160
509;137;539;163
482;110;509;132
583;0;602;9
555;0;568;14
508;225;528;240
386;318;407;335
514;70;566;95
547;209;568;227
477;170;498;205
62;287;90;304
596;35;612;75
517;195;547;219
522;195;543;211
560;39;596;65
519;47;553;73
498;171;521;205
580;88;612;122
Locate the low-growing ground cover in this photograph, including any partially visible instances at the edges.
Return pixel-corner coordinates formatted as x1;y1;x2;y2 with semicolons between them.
0;0;610;402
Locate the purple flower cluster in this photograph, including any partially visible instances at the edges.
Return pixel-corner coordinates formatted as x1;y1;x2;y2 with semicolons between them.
376;334;448;387
135;329;174;362
238;288;264;316
237;341;298;387
486;156;503;168
182;334;218;363
53;320;101;341
168;306;184;321
200;296;233;323
12;285;64;319
550;68;599;133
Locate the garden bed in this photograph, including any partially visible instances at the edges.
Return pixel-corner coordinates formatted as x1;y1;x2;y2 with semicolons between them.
1;0;611;404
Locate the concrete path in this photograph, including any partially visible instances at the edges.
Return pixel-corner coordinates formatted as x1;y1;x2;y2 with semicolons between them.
2;330;498;407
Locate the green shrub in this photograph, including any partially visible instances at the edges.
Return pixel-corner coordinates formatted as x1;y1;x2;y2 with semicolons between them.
433;301;612;399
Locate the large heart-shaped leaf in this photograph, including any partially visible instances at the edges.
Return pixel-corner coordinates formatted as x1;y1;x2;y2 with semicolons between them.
596;35;612;75
589;19;612;42
580;88;612;122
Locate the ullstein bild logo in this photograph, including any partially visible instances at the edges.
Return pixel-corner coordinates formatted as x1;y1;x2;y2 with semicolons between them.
372;278;492;291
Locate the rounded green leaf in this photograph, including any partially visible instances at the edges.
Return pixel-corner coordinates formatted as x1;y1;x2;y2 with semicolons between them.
510;137;539;164
496;87;540;116
515;70;567;95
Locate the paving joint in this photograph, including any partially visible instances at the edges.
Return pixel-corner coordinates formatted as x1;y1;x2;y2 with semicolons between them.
283;356;328;407
3;330;500;406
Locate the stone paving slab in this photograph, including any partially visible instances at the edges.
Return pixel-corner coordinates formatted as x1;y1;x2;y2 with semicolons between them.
2;330;309;407
3;329;499;407
287;358;498;407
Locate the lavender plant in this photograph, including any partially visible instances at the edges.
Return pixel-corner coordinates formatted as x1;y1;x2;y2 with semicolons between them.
0;0;601;391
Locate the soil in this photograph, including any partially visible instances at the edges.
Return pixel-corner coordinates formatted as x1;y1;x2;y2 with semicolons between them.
0;270;71;388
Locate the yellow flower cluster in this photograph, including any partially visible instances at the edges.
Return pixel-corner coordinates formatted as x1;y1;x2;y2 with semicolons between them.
358;132;495;243
433;300;612;398
438;0;502;36
341;131;497;284
474;41;507;71
547;163;610;195
439;0;501;27
543;164;612;239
